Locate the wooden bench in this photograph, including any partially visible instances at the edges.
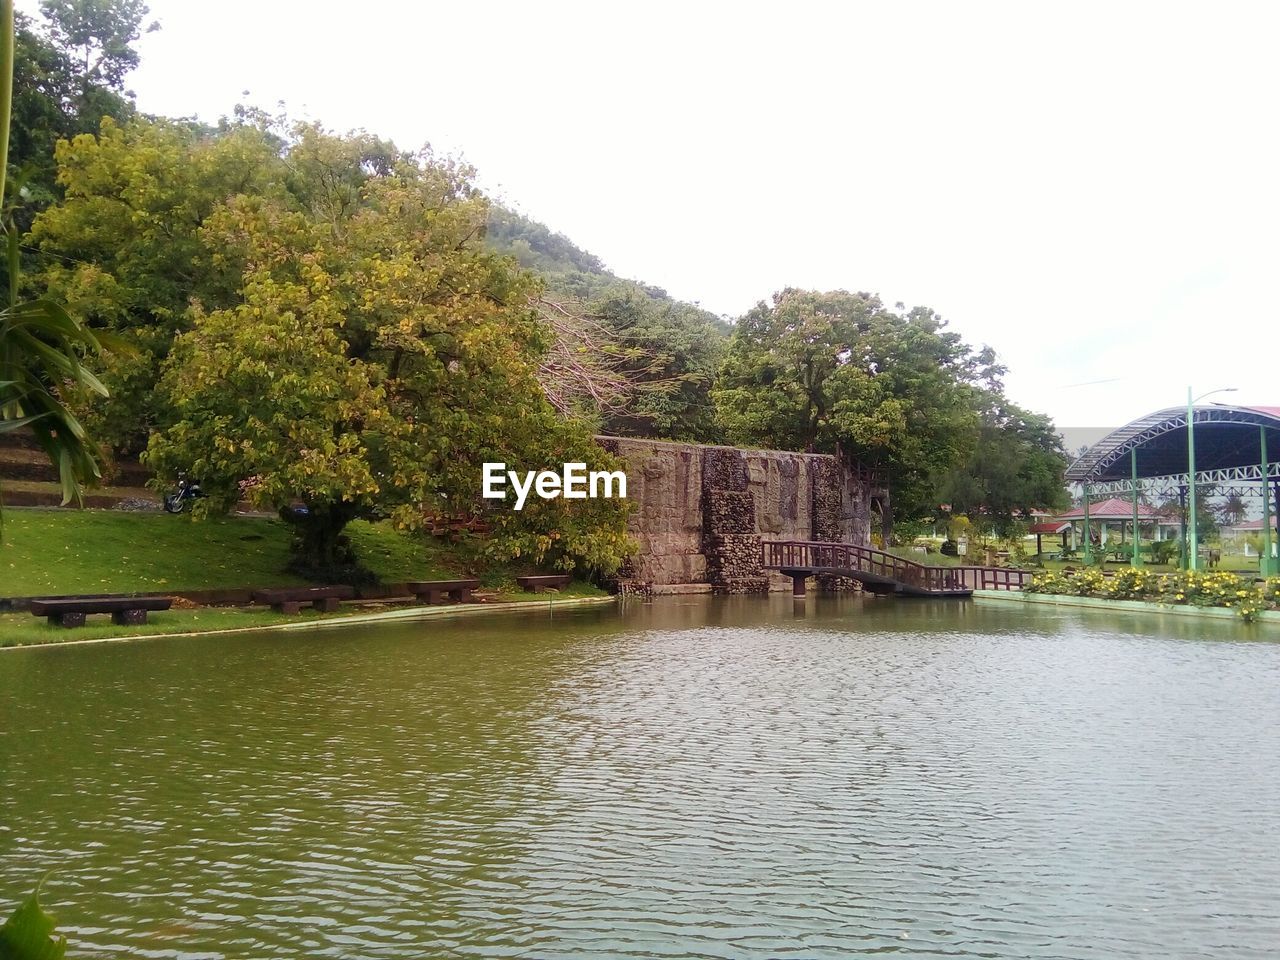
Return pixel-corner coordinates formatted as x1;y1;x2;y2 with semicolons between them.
515;574;572;593
407;579;480;605
252;585;355;614
29;596;172;628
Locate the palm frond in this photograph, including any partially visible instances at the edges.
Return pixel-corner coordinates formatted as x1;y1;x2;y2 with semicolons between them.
1;298;109;508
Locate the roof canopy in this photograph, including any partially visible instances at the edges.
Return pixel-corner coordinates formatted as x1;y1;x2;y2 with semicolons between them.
1065;405;1280;485
1056;498;1160;521
1029;521;1073;534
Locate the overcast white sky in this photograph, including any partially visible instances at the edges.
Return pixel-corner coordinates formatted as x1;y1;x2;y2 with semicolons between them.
18;0;1280;428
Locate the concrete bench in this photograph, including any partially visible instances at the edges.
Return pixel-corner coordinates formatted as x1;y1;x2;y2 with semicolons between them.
407;579;480;605
515;574;572;593
252;586;356;614
29;596;173;628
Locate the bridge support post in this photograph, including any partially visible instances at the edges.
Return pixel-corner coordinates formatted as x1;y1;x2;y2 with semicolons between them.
789;571;808;598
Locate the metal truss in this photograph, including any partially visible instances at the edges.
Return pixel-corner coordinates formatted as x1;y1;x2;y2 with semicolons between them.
1065;405;1280;483
1083;462;1280;498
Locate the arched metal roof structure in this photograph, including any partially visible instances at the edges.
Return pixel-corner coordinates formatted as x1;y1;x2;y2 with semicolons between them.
1066;405;1280;493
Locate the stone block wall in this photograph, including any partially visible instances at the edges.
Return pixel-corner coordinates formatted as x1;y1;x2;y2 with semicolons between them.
701;448;768;593
601;437;872;592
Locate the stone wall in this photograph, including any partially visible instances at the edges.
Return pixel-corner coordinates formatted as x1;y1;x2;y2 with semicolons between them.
599;437;874;593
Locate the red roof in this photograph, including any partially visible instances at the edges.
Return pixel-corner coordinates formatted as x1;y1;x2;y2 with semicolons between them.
1029;521;1072;534
1225;519;1275;531
1057;498;1160;520
1244;406;1280;418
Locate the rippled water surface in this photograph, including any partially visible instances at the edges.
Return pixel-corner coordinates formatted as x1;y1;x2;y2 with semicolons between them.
3;596;1280;958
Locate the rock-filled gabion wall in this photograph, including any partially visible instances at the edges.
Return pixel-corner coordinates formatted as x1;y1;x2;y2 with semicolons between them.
600;437;876;592
701;448;769;594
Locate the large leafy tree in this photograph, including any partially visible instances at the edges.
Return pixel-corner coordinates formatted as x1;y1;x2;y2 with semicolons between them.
714;289;996;530
936;395;1069;535
32;116;285;452
6;0;152;232
136;126;630;579
587;287;726;442
31;116;631;577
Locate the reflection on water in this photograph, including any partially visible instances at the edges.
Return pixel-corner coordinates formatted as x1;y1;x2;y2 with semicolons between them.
2;596;1278;958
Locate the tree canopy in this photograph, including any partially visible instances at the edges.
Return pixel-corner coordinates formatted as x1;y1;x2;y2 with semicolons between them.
33;117;632;577
713;288;1066;534
488;206;730;442
6;0;152;230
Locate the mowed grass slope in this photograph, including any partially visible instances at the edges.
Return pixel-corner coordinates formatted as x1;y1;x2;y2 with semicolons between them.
0;509;456;597
0;509;607;647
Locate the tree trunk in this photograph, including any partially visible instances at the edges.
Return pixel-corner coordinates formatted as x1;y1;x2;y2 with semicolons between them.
281;500;371;584
880;493;894;546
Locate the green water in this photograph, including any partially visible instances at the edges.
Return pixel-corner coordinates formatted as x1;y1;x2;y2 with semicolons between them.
2;596;1279;958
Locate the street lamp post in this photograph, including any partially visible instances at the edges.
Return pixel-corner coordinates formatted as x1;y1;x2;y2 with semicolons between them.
1262;425;1274;578
1186;386;1237;572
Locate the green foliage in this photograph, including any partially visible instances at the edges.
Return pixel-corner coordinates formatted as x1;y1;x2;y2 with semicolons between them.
487;205;730;442
31;117;285;452
1264;577;1280;608
0;297;108;504
0;882;66;960
2;1;108;521
486;205;608;280
38;0;157;91
27;114;635;577
1148;539;1180;565
1218;494;1247;525
587;287;726;442
486;206;722;317
713;288;1066;529
5;0;151;240
937;395;1068;534
129;124;631;578
715;290;995;523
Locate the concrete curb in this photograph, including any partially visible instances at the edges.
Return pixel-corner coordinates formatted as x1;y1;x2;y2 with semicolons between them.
0;595;617;651
972;589;1280;624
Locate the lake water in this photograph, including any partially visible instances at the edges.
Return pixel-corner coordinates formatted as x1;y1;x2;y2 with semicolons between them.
2;595;1279;959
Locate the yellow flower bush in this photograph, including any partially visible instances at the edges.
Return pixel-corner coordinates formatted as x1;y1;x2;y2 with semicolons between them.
1027;568;1274;621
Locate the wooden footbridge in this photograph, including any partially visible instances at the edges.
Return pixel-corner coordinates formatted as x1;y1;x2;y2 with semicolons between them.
762;541;1030;598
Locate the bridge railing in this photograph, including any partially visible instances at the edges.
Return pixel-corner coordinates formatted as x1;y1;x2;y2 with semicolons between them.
761;541;1030;592
948;566;1031;591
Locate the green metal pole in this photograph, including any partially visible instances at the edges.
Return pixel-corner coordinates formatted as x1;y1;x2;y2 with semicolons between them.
1187;387;1199;572
0;0;13;210
1131;448;1142;567
1262;426;1274;578
1082;483;1093;564
1178;485;1188;571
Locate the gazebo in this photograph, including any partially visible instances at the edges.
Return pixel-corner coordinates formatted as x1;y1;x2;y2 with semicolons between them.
1065;399;1280;573
1054;498;1159;550
1028;520;1072;556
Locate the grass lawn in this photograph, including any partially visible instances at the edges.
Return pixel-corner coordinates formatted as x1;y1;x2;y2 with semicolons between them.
0;509;605;647
0;606;317;648
0;509;459;596
885;547;965;567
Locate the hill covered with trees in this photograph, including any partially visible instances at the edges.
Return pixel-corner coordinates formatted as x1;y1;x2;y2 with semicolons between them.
486;206;730;443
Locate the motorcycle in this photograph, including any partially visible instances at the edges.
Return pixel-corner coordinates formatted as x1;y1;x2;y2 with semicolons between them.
163;473;206;514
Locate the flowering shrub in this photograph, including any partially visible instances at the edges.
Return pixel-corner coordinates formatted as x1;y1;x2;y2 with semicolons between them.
1264;578;1280;607
1026;568;1275;621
